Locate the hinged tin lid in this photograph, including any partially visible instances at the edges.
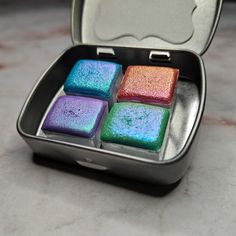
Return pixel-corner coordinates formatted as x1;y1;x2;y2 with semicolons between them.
72;0;223;55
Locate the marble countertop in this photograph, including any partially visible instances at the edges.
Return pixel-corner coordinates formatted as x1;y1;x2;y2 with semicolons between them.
0;3;236;236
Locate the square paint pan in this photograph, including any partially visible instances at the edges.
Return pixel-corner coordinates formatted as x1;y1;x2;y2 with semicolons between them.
40;95;108;148
64;59;122;107
117;66;179;108
101;102;170;159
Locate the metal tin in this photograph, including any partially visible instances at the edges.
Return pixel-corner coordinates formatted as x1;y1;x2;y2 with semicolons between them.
17;0;222;184
72;0;223;55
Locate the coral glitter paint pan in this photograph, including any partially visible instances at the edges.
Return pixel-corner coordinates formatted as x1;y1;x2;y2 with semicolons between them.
17;0;222;185
117;66;179;108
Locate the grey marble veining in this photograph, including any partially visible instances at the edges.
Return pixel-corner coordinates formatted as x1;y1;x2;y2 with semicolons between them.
0;3;236;236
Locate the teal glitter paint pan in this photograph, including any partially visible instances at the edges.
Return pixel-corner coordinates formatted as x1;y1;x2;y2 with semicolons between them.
64;59;122;105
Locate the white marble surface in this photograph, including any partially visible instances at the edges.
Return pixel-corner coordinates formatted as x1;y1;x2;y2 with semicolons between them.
0;3;236;236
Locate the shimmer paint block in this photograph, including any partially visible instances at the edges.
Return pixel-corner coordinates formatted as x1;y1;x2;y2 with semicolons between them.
117;66;179;107
101;102;170;158
64;59;122;103
42;95;108;147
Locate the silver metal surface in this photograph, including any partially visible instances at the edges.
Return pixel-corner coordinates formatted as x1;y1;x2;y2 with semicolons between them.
72;0;223;55
149;51;171;63
75;160;109;170
17;45;206;184
16;0;222;185
164;81;199;160
96;47;115;57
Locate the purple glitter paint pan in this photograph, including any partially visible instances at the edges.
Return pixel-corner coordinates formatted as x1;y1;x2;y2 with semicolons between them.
42;95;108;147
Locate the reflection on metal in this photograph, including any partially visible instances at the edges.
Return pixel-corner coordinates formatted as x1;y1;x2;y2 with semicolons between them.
164;81;199;160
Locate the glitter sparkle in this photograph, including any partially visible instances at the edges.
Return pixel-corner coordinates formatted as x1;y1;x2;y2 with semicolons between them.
101;102;170;151
42;95;107;138
117;66;179;106
64;59;122;100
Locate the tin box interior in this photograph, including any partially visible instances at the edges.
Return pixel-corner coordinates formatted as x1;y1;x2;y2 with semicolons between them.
17;0;223;184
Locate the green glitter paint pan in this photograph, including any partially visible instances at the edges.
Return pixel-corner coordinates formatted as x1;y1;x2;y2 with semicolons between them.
101;102;170;159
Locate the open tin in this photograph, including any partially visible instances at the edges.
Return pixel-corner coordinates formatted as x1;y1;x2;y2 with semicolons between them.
17;0;223;184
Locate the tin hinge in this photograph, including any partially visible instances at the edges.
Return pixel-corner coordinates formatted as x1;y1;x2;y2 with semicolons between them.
97;47;116;59
149;51;171;63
